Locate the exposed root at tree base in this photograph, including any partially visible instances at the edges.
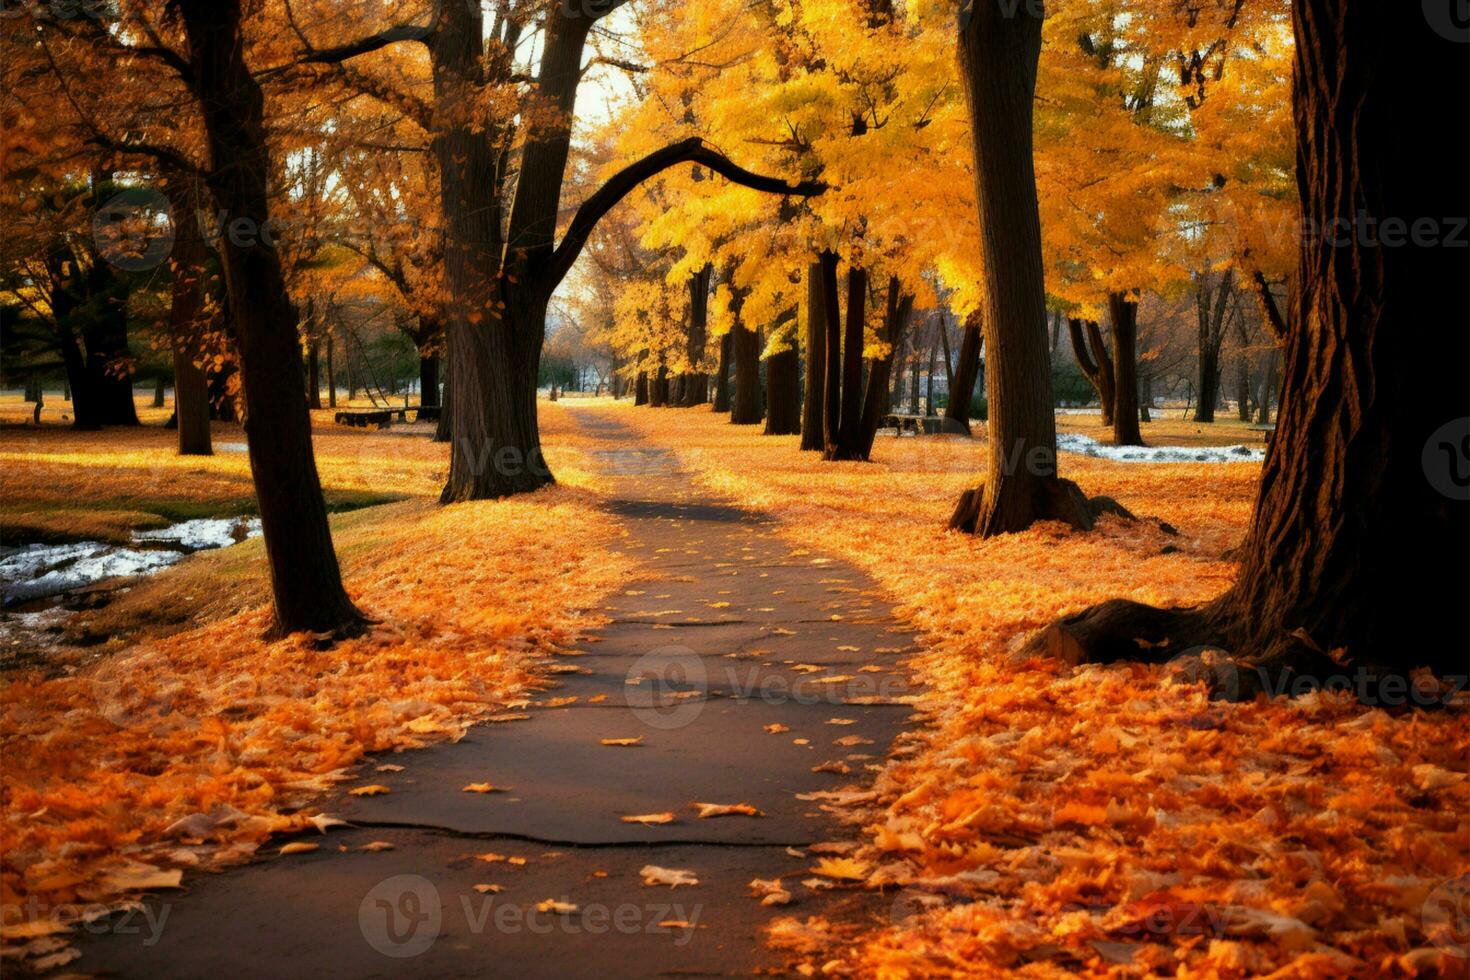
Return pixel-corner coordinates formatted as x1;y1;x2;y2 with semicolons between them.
1023;598;1463;707
948;478;1144;536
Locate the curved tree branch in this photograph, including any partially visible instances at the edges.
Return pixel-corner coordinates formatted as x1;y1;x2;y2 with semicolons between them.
541;137;825;293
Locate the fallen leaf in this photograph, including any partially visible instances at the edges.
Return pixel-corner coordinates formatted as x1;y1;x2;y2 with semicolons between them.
693;801;765;818
462;783;506;794
600;737;644;747
621;812;676;825
349;785;391;797
360;841;395;852
641;865;699;888
473;884;504;894
810;857;869;881
376;764;405;773
765;723;791;734
535;899;578;915
279;842;319;856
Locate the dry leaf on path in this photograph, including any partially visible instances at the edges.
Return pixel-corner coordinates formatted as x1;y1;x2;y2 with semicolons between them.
641;865;699;888
600;737;643;747
360;841;395;852
535;899;579;915
621;812;675;825
693;802;765;818
279;843;319;856
462;783;506;793
349;785;391;797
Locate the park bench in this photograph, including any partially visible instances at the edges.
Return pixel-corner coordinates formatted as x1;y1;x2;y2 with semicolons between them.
880;413;971;436
335;409;400;428
1247;423;1277;444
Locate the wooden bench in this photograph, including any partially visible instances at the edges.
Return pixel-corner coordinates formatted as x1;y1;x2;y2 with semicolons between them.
335;410;397;429
881;414;970;436
1247;423;1277;444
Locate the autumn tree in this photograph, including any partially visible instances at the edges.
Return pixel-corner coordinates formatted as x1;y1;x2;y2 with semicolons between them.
1030;0;1469;694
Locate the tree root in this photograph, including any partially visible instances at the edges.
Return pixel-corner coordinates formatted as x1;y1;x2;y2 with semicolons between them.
1022;599;1463;706
949;479;1140;535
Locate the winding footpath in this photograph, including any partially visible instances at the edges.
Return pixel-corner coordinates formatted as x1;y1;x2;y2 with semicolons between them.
78;408;923;978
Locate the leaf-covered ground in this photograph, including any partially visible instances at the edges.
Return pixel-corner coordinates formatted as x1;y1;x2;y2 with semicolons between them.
0;404;630;965
611;403;1469;978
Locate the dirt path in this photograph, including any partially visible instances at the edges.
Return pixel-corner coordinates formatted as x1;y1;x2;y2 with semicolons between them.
77;408;921;978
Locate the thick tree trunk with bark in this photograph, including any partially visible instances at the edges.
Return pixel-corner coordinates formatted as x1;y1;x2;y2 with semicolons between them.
731;323;762;425
634;370;649;406
1108;293;1143;446
650;362;669;408
679;264;712;406
1028;0;1469;697
943;311;983;433
950;0;1110;536
764;314;801;436
712;333;732;413
819;252;844;454
800;262;826;450
828;266;868;459
175;0;365;636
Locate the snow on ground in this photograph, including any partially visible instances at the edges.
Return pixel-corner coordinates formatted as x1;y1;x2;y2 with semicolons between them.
1057;431;1265;463
1;518;262;605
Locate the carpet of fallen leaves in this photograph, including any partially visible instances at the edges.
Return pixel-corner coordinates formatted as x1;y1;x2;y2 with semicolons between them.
609;403;1470;979
0;403;629;967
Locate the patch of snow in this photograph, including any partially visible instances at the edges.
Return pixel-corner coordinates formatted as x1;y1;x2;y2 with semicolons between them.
134;517;261;551
1058;432;1265;464
217;442;249;453
0;543;180;604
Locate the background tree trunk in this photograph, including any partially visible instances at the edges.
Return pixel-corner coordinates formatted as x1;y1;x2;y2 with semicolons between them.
857;278;913;457
175;0;365;636
731;323;762;425
950;0;1098;536
635;370;649;406
325;332;336;409
1108;293;1143;446
419;354;439;408
764;312;801;436
800;261;826;450
943;310;983;433
165;176;212;456
829;265;868;459
680;263;712;406
712;333;732;413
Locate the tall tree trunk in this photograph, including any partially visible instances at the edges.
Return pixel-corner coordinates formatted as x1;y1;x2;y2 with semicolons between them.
950;0;1103;535
1030;0;1468;692
712;333;732;413
764;311;801;436
1068;318;1116;425
829;266;868;459
650;361;669;408
943;311;983;433
419;354;440;408
1235;354;1251;422
731;323;762;425
635;369;649;406
1195;270;1234;423
1138;373;1153;423
325;332;336;409
175;0;365;636
680;264;712;406
857;278;914;458
1256;345;1276;426
1108;293;1143;447
819;252;843;450
799;262;826;450
152;376;166;408
165;176;212;456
